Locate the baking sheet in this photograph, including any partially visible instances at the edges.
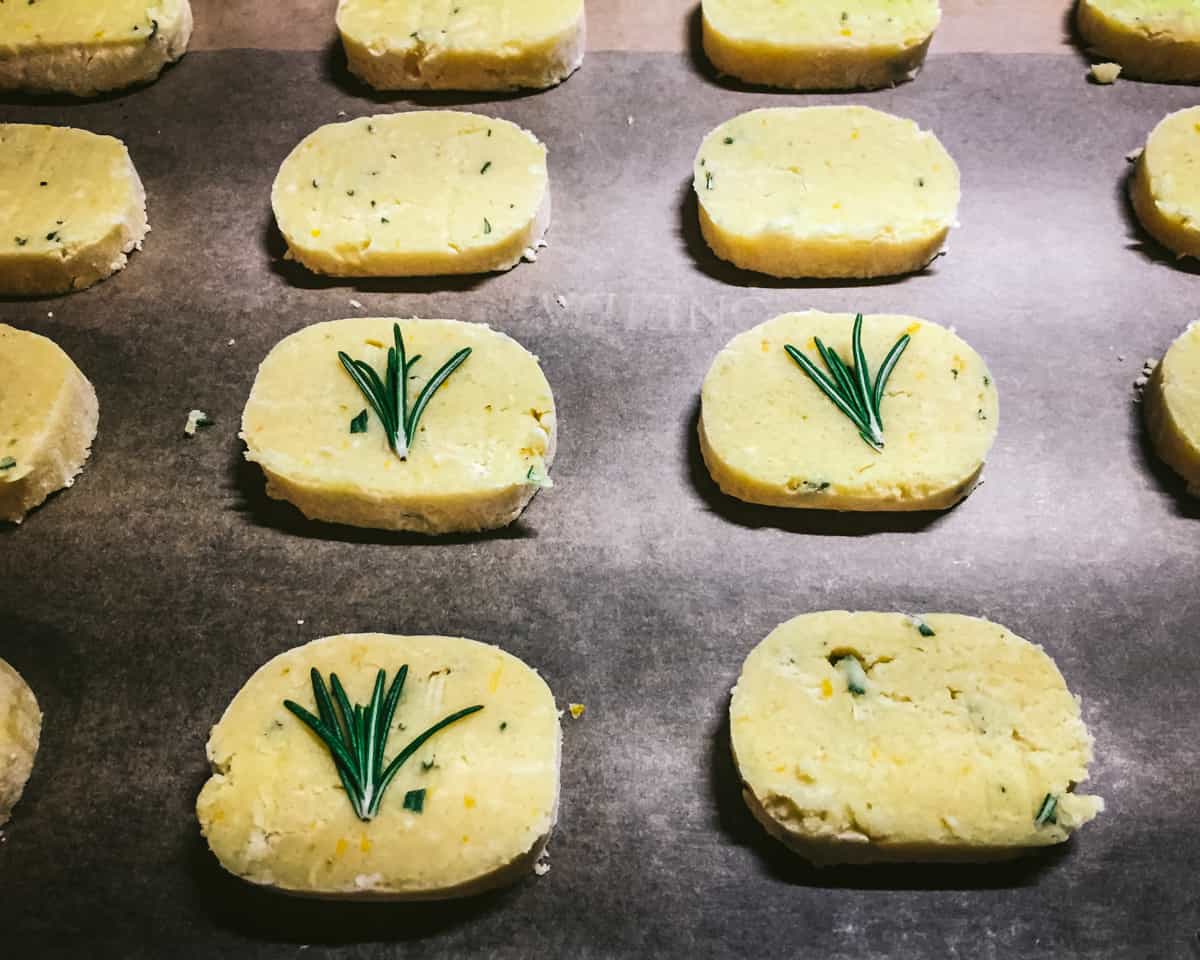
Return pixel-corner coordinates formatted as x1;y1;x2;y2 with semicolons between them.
1;49;1199;959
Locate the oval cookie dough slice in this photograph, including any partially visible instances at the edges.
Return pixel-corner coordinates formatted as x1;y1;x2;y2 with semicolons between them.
731;612;1104;865
242;317;556;534
1131;107;1200;260
1078;0;1200;83
272;112;549;278
701;0;940;91
0;0;192;96
0;658;41;827
197;633;561;900
337;0;585;92
699;311;997;512
1144;323;1200;493
694;107;959;279
1;324;99;524
0;124;149;296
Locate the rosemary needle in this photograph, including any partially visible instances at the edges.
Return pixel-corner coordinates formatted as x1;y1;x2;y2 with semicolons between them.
784;313;910;453
284;666;483;821
338;323;471;461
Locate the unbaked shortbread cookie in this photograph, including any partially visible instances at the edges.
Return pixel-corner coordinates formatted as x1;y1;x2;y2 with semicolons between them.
337;0;585;92
1078;0;1200;83
272;112;549;278
197;633;561;900
694;107;960;279
0;658;41;827
242;317;556;534
0;0;192;96
0;124;149;296
700;312;997;512
1130;106;1200;260
701;0;940;91
1144;323;1200;494
731;611;1104;865
0;324;99;524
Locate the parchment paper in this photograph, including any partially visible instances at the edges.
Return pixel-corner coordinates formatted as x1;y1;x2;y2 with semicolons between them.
0;49;1197;959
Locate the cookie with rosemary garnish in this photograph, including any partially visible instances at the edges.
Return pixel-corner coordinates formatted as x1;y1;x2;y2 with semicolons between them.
698;311;997;512
197;633;562;900
241;317;556;534
0;324;99;524
1144;323;1200;495
731;612;1104;865
0;658;41;827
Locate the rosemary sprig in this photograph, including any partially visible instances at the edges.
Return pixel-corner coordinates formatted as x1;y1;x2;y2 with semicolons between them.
784;313;910;452
284;666;483;821
337;323;471;461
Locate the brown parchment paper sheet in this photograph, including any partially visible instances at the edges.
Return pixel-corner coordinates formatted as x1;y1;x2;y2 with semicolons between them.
0;49;1197;959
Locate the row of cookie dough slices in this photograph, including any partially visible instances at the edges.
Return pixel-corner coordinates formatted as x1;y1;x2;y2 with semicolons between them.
8;101;1200;296
7;311;1199;533
1;612;1104;896
0;0;586;96
8;1;1200;98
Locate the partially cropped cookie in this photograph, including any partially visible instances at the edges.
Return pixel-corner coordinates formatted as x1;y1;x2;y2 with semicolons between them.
1131;107;1200;260
0;658;41;827
272;112;549;278
694;107;959;279
0;0;192;96
1078;0;1200;83
702;0;940;90
242;317;555;534
197;633;561;900
1144;323;1200;494
0;324;99;524
337;0;585;91
0;124;148;296
700;312;997;512
731;612;1104;865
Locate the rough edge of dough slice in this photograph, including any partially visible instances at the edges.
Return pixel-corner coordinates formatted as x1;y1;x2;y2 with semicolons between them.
1077;0;1200;84
0;658;42;827
337;2;586;92
700;5;939;91
0;2;194;97
0;327;99;524
1143;325;1200;495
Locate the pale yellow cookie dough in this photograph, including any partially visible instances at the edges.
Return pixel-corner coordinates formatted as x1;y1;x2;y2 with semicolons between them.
1131;106;1200;259
731;611;1104;865
1144;323;1200;493
0;0;192;96
0;324;99;524
0;124;148;296
0;658;41;827
694;107;960;279
242;317;556;534
701;0;940;90
272;112;549;278
699;312;997;512
1078;0;1200;83
197;633;561;900
337;0;585;91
